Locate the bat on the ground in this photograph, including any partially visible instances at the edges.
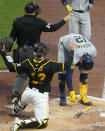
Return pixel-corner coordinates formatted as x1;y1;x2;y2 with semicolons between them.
74;106;92;118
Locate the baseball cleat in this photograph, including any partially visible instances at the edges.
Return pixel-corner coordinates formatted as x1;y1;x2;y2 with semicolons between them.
59;96;67;106
79;96;92;106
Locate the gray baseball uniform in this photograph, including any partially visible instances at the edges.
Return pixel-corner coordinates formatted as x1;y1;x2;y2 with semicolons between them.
58;33;96;106
61;0;94;40
58;33;97;66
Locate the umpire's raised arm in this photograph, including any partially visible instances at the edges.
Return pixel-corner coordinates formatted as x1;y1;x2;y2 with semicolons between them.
42;14;73;32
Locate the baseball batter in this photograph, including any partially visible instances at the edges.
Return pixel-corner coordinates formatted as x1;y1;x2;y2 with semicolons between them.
58;33;97;106
1;42;75;131
61;0;94;40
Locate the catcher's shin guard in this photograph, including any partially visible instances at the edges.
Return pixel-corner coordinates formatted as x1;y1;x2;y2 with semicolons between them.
13;118;48;130
79;82;92;105
69;90;76;103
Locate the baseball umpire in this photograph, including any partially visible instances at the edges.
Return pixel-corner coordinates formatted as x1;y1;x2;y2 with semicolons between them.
58;33;97;106
61;0;94;40
0;1;72;106
1;42;75;131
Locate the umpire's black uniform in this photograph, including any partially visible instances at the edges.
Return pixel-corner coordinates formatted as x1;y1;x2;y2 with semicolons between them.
9;2;67;100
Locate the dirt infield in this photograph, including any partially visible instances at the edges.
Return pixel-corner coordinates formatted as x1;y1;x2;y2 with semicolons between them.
0;0;105;130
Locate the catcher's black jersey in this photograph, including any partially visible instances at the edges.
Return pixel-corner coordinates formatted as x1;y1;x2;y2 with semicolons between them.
1;51;74;92
15;52;73;92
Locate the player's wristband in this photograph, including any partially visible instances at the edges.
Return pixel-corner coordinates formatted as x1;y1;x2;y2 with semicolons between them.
66;4;72;12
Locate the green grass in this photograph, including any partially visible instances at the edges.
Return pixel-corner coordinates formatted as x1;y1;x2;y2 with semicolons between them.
0;0;37;69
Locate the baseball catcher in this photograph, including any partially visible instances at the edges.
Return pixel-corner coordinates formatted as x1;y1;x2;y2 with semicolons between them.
1;42;75;131
0;1;73;108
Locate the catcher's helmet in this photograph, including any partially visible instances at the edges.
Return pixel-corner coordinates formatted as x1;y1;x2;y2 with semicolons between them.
34;42;47;58
25;1;40;15
81;53;94;70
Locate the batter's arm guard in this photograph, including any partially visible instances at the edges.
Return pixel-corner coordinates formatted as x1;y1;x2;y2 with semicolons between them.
61;0;72;12
66;4;72;12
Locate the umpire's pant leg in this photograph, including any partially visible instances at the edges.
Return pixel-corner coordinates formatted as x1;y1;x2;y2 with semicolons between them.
12;72;27;95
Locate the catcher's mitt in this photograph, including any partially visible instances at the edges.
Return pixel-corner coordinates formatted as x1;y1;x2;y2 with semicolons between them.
0;36;13;54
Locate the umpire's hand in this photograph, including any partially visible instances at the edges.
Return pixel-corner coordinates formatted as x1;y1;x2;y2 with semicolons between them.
63;14;73;22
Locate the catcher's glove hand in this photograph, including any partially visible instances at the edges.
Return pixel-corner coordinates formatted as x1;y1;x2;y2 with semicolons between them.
0;36;13;54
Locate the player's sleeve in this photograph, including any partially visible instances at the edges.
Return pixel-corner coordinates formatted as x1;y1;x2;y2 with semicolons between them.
50;50;74;73
0;52;15;72
0;52;31;73
40;19;66;32
61;0;68;5
15;59;31;74
89;0;94;5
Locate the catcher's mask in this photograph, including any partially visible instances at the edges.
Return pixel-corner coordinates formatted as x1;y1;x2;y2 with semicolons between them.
80;53;94;70
33;42;48;58
25;1;41;16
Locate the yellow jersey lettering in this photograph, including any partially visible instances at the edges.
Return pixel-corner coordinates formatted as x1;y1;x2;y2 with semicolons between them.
38;73;46;81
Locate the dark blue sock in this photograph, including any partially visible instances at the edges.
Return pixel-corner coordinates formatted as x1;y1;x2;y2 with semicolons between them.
66;69;74;91
58;73;66;96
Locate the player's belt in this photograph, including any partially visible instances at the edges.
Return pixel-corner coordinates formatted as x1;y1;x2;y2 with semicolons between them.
73;10;85;13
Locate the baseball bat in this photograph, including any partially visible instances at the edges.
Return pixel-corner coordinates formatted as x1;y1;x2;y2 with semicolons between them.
74;106;91;118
